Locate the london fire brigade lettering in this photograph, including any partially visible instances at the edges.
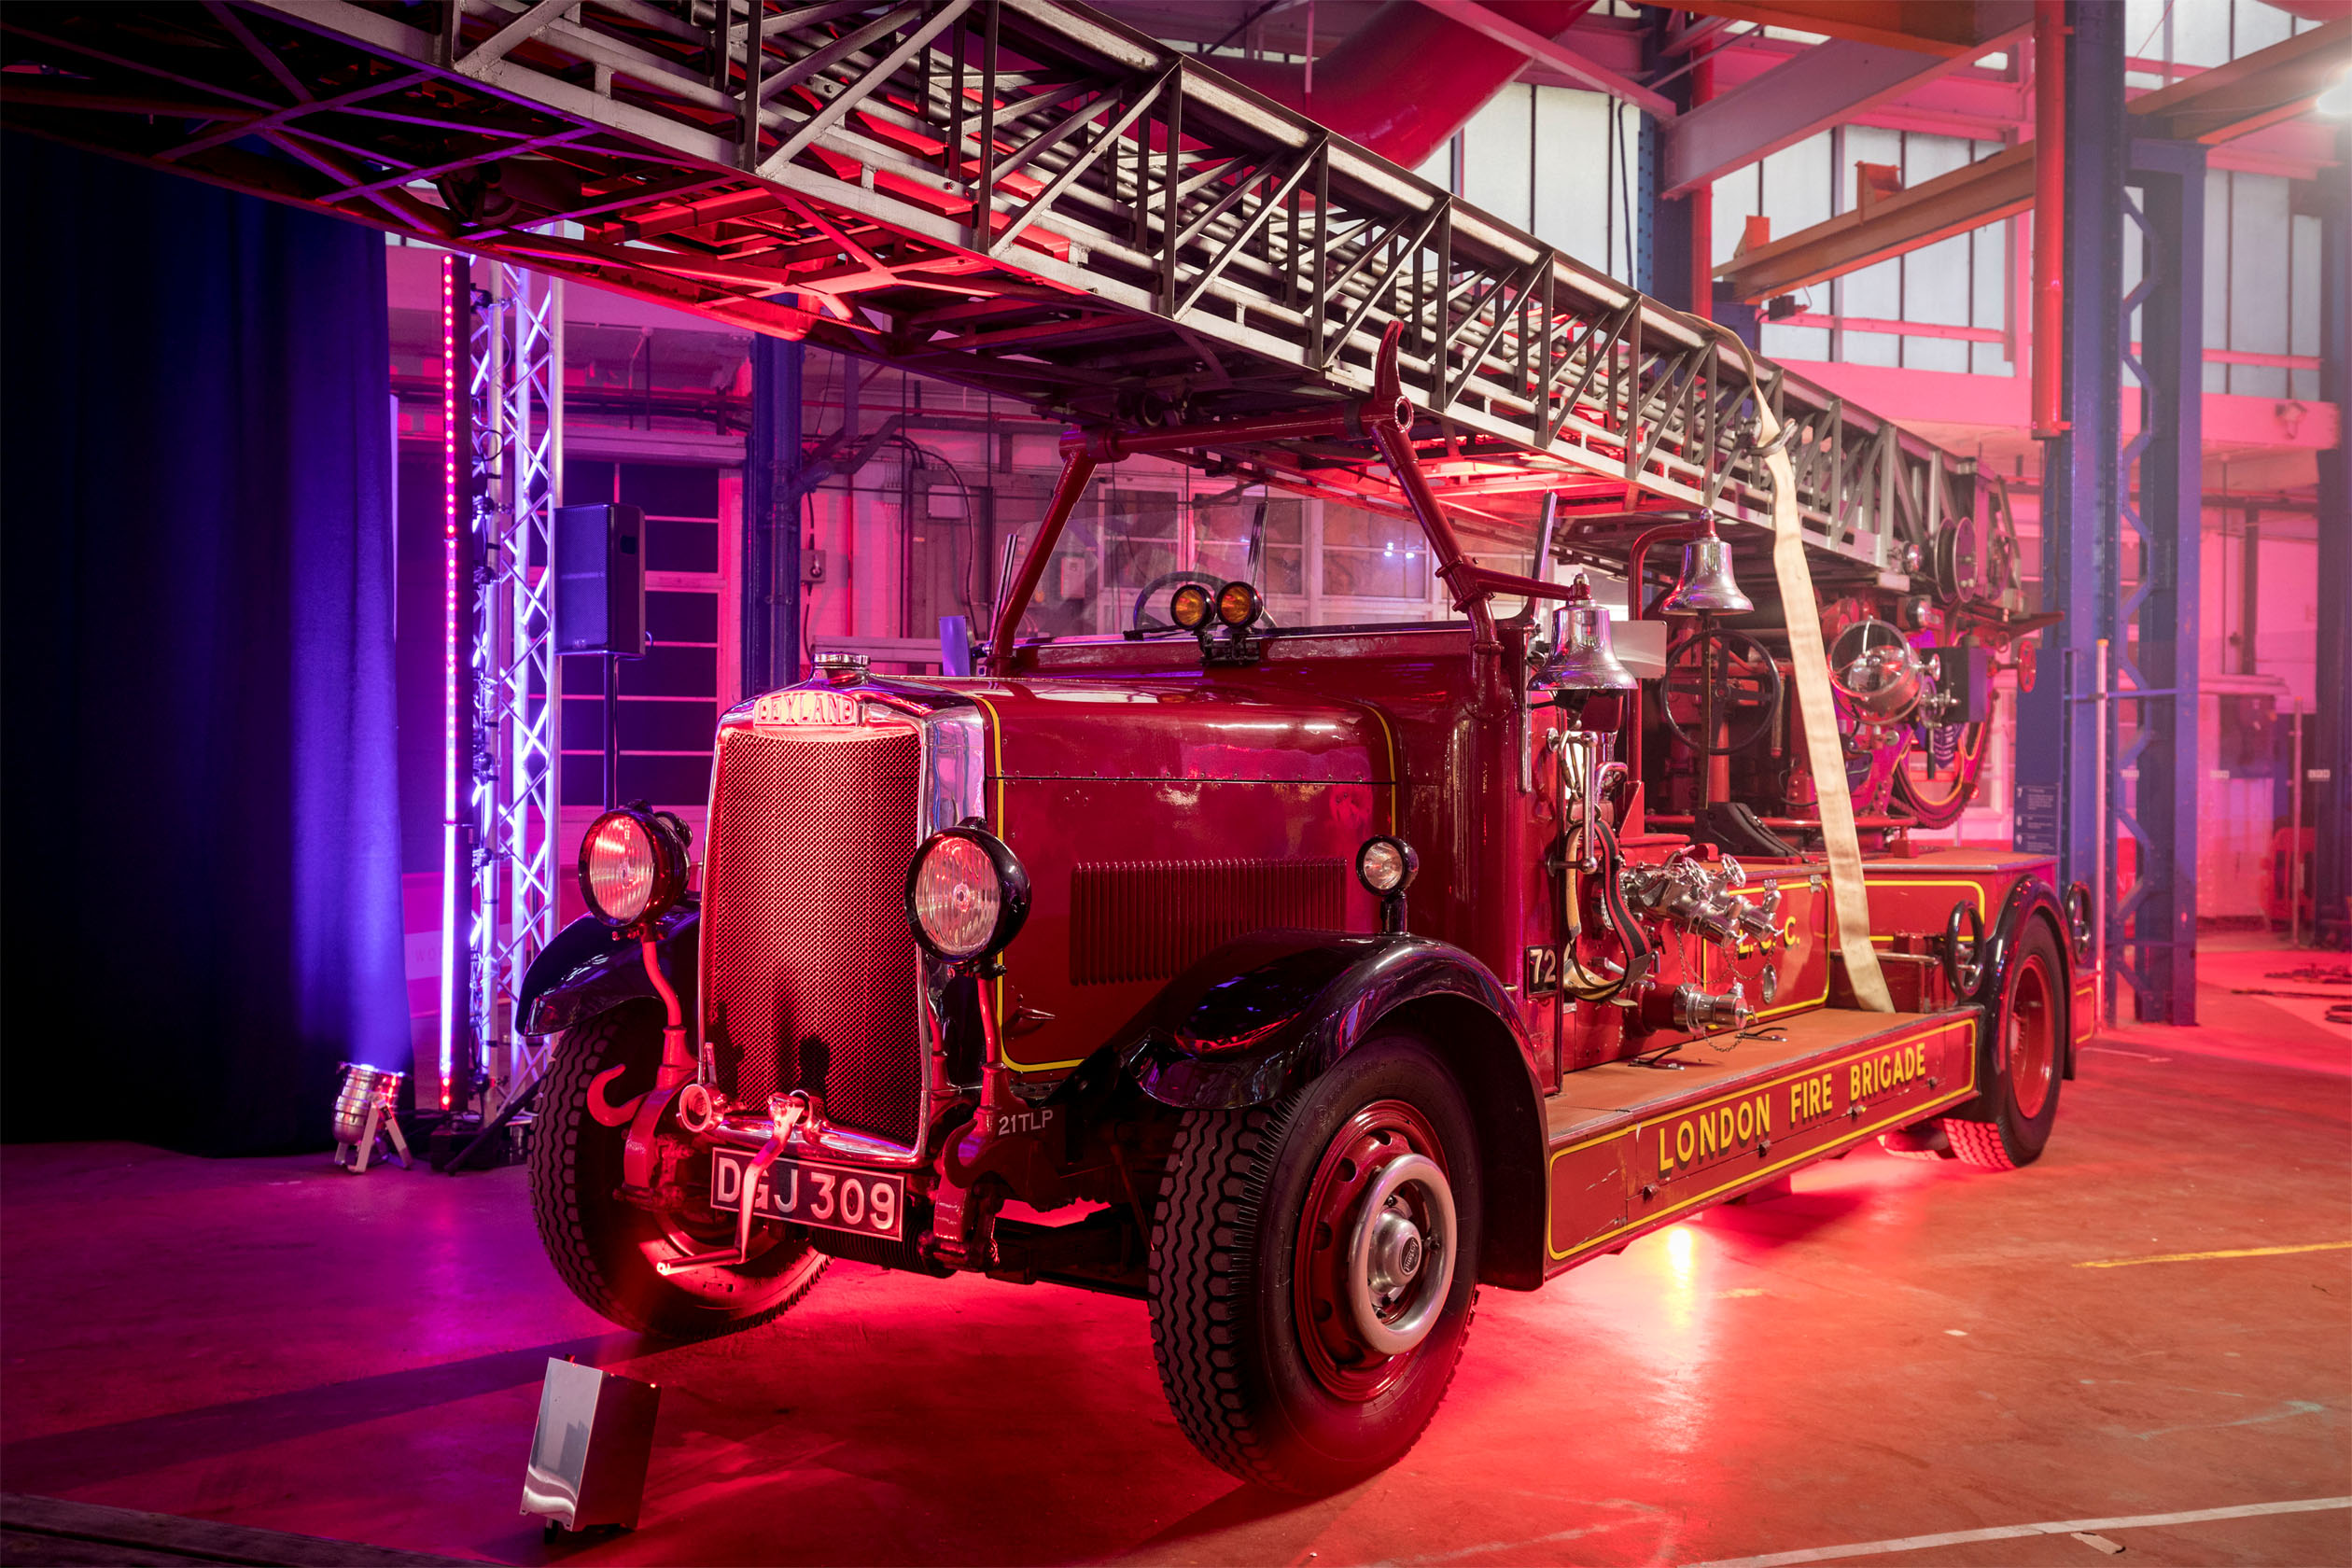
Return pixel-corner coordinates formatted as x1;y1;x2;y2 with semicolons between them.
1658;1092;1774;1174
1851;1043;1930;1101
1788;1071;1836;1124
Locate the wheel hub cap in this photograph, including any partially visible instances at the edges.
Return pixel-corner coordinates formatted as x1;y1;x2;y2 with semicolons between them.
1344;1152;1454;1356
1366;1207;1423;1304
1293;1101;1458;1401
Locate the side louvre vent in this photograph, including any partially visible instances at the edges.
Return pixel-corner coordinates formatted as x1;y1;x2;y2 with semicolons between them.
1070;859;1347;985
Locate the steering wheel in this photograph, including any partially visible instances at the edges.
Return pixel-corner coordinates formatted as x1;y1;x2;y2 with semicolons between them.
1130;569;1275;632
1658;627;1784;755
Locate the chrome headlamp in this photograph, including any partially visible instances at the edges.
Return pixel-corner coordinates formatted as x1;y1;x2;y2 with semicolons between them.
1356;836;1419;896
1356;835;1419;934
905;824;1030;967
579;805;693;930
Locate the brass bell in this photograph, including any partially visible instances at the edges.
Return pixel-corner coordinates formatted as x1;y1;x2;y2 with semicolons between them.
1659;520;1754;616
1538;574;1638;692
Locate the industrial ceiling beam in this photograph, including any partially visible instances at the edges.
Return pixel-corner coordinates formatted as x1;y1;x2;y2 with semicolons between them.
1409;0;1675;119
1659;30;2026;197
2127;16;2352;145
1717;16;2350;302
1643;0;2031;58
1718;143;2033;301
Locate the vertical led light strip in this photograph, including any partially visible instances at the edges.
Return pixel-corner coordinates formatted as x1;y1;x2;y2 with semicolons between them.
438;255;463;1112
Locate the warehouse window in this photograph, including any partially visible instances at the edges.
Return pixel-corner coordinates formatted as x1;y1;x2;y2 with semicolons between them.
1449;83;1643;286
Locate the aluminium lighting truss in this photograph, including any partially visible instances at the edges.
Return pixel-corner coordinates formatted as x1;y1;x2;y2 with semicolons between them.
3;0;2006;588
477;261;564;1106
439;255;562;1114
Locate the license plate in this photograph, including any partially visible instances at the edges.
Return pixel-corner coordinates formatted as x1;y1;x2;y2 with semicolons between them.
709;1149;905;1241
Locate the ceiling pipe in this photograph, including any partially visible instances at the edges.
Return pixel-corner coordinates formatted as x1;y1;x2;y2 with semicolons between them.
1216;0;1597;171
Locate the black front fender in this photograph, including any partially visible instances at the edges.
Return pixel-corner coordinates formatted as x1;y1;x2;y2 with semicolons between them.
517;903;698;1039
1113;930;1535;1111
1952;875;2073;1111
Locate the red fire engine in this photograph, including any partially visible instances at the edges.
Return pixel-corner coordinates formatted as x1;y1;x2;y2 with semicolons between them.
520;327;2090;1493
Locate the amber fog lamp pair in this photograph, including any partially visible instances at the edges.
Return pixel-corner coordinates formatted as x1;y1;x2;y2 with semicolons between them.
580;805;693;931
906;824;1031;970
1169;581;1262;632
1357;836;1419;933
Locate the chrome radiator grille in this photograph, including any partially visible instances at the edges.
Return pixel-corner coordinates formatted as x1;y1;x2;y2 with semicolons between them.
702;723;923;1148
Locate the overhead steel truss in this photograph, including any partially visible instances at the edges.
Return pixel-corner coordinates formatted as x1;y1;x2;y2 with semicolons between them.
5;0;1997;583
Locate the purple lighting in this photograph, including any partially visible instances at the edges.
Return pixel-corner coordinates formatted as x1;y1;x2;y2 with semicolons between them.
439;253;462;1113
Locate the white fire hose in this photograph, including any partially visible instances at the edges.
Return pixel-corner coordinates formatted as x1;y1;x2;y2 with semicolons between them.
1706;324;1894;1014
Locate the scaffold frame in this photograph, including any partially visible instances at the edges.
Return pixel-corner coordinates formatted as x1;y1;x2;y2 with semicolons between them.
473;262;565;1109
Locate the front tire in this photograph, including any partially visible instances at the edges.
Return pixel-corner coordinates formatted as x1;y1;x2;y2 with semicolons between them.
1147;1033;1482;1493
531;1003;828;1337
1939;917;2065;1169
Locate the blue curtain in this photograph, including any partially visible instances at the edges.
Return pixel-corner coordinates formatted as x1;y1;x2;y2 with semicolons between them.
2;134;408;1155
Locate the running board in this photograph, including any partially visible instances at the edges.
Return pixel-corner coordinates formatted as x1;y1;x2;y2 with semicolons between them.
1544;1007;1981;1274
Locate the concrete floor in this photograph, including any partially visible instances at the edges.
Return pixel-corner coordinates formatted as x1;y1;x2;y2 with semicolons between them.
5;946;2347;1567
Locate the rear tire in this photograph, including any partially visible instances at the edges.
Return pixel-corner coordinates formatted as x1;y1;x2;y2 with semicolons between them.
531;1003;827;1337
1147;1033;1482;1493
1878;1124;1955;1161
1939;918;2065;1169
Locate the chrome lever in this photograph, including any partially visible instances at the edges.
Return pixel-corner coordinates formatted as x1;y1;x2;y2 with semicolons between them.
657;1094;806;1277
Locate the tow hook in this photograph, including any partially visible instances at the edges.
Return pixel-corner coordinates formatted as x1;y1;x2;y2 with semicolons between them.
930;1070;1052;1270
655;1093;806;1276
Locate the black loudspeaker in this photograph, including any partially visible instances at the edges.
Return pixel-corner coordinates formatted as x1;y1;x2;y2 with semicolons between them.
553;503;647;656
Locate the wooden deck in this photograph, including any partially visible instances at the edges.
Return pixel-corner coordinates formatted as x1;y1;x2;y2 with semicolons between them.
1546;1006;1973;1142
1542;1004;1984;1269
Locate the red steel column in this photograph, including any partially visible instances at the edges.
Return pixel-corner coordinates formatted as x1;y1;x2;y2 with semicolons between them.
2031;0;2068;440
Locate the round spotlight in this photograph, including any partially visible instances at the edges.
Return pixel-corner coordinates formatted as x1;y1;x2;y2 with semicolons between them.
1356;835;1419;896
1216;581;1262;628
906;824;1031;964
581;806;693;929
1169;582;1214;631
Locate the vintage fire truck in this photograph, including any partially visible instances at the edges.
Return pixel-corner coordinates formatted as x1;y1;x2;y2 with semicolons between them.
519;328;2093;1493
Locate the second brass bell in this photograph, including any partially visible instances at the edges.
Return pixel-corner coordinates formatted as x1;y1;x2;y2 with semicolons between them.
1659;521;1754;616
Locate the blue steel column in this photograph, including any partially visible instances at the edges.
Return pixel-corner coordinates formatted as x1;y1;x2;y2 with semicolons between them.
2118;139;2204;1020
2314;121;2351;946
2014;1;2122;951
745;335;805;699
1637;10;1693;310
